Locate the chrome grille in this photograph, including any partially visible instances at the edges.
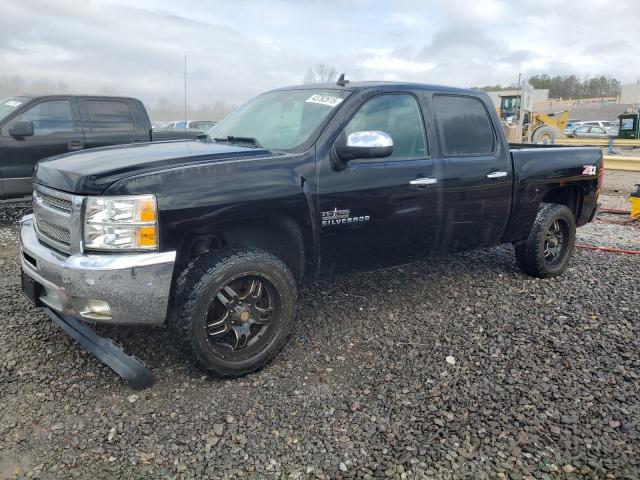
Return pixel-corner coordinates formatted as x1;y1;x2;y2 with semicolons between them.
36;218;71;246
36;190;72;212
33;184;79;254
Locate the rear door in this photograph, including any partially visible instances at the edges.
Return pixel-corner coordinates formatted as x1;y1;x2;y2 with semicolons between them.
573;125;590;137
317;90;443;274
429;93;512;253
0;97;83;198
78;98;147;149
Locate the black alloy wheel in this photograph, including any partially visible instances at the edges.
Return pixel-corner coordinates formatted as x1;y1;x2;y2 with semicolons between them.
542;219;569;267
205;275;279;354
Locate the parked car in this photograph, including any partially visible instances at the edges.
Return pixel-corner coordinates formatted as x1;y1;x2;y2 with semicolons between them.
566;125;611;139
582;121;614;130
0;95;203;200
20;81;603;380
563;120;582;135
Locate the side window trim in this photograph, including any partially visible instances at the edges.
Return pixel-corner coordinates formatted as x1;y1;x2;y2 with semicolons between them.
433;93;498;158
339;91;430;162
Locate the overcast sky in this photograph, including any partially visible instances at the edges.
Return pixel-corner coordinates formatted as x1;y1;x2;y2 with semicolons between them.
3;0;639;107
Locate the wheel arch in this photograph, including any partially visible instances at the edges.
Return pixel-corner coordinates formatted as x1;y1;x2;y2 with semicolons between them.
540;185;583;222
175;213;309;283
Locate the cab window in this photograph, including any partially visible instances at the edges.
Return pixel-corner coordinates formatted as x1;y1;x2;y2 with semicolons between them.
85;100;135;132
434;95;495;156
344;94;427;159
14;100;74;136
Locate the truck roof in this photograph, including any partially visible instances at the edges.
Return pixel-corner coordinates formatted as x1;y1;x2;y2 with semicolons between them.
272;81;482;96
10;94;142;102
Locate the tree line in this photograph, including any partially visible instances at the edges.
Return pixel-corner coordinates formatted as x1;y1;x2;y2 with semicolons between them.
0;76;234;122
475;74;622;100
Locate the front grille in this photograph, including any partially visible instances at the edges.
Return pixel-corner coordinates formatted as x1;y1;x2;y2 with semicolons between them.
36;190;72;212
33;185;76;253
36;218;71;246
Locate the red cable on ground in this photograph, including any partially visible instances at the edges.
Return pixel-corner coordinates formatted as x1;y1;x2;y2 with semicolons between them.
595;218;640;227
576;244;640;255
600;208;631;215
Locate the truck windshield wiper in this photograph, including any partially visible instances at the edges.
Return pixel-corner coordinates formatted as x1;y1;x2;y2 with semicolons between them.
213;135;262;148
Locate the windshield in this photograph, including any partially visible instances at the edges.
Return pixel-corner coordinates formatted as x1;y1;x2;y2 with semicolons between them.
0;97;29;123
206;89;350;151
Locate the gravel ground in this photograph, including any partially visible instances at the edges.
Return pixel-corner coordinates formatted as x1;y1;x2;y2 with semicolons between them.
1;178;639;479
0;202;31;227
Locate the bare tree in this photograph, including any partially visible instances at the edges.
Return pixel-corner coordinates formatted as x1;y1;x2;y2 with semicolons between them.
0;76;72;98
304;64;338;84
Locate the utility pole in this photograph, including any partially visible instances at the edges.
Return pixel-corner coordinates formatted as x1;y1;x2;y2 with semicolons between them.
516;73;524;142
184;55;187;131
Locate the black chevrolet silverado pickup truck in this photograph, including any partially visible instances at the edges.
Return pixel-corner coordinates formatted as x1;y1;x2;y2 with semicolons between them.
19;81;603;378
0;95;202;200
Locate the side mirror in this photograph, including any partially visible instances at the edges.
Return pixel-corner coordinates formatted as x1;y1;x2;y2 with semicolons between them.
9;120;34;138
336;131;393;163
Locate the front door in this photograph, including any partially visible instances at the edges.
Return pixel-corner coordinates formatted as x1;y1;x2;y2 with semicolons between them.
317;92;442;275
0;98;83;198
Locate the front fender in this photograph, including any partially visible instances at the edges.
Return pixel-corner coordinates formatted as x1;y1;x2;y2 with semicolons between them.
104;151;318;280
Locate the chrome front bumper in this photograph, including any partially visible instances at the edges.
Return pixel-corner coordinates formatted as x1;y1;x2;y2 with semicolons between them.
20;215;176;325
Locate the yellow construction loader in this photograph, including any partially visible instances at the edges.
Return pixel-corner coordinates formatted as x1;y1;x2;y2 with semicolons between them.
498;94;569;143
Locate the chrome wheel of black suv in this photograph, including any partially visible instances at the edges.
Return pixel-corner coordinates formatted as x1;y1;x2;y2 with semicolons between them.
170;248;296;377
515;203;576;278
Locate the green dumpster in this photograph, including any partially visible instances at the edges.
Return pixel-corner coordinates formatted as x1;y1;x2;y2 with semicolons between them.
618;113;639;139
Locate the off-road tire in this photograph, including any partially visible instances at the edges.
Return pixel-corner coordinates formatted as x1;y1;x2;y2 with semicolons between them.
169;248;297;377
515;203;576;278
532;125;560;144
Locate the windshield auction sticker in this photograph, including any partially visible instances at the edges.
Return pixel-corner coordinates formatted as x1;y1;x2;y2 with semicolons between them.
305;94;343;108
5;101;22;107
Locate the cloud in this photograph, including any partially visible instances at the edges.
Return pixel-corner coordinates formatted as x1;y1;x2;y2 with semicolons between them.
1;0;638;108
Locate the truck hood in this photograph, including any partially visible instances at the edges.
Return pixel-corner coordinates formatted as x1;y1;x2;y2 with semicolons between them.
35;140;273;195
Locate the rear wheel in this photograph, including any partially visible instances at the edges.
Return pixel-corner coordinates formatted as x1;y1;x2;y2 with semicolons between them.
515;203;576;278
169;248;297;376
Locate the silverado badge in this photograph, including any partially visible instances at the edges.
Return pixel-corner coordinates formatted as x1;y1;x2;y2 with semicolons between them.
321;208;370;227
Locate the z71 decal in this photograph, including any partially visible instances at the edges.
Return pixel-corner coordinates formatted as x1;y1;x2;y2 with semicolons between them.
321;208;370;227
582;165;597;175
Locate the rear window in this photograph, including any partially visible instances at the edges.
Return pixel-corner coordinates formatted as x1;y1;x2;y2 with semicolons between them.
85;100;135;132
434;95;495;156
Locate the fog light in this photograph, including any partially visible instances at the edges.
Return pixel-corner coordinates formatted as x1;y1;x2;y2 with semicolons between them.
72;298;113;320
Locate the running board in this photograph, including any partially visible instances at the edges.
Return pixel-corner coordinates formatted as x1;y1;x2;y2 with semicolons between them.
43;308;155;389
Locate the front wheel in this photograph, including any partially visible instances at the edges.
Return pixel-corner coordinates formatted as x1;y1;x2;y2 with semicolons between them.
169;248;297;377
515;203;576;278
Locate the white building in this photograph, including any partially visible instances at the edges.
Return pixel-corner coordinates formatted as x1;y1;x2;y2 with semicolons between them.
620;83;640;105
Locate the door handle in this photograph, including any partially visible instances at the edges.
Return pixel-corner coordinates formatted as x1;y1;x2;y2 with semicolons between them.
67;140;84;151
409;177;437;186
486;171;508;179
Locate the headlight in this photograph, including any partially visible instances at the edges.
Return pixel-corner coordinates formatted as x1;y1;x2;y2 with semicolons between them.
84;195;158;251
